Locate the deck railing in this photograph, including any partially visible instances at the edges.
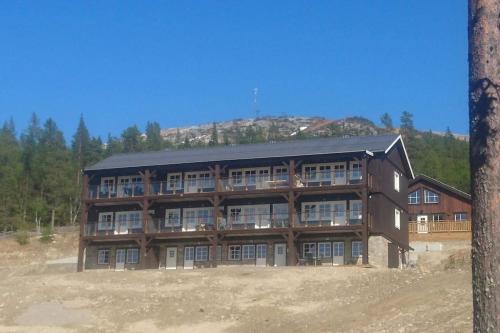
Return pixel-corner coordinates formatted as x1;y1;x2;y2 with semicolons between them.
219;175;289;192
87;183;145;199
84;221;144;236
408;220;471;233
294;170;363;188
295;210;362;227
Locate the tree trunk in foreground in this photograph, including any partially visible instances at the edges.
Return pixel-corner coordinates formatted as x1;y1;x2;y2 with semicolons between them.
468;0;500;332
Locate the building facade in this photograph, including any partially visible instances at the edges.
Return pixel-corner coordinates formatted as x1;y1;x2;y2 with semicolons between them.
77;135;413;271
407;174;471;233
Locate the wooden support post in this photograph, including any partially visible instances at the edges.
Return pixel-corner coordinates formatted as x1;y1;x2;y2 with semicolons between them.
287;190;297;266
288;159;295;188
214;164;221;192
77;174;89;272
361;154;369;265
139;236;147;269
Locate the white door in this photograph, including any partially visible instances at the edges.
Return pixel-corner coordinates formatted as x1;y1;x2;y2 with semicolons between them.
117;176;131;197
333;163;346;185
274;243;286;267
184;247;194;269
256;244;267;266
114;212;129;234
115;249;126;271
417;215;429;233
166;247;177;269
183;210;197;231
255;205;270;229
332;242;345;265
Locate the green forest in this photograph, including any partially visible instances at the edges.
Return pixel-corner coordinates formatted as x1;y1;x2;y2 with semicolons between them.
0;112;469;232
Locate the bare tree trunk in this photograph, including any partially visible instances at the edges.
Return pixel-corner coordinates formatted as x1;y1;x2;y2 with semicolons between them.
50;209;55;231
468;0;500;331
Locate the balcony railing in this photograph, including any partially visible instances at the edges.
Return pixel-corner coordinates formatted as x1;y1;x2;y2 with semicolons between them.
87;170;365;200
295;170;363;188
147;217;215;233
219;213;289;230
295;210;362;227
87;183;145;199
219;175;289;192
408;220;471;233
84;221;144;236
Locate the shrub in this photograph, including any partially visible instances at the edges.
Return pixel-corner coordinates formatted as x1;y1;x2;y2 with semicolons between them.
15;230;30;245
39;226;54;243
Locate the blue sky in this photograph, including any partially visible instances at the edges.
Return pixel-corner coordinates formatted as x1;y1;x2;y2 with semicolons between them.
0;1;467;140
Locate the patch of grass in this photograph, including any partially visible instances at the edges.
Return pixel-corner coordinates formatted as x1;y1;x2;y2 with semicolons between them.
15;230;30;245
39;227;54;243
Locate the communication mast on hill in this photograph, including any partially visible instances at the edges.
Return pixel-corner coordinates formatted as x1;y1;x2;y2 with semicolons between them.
253;87;260;118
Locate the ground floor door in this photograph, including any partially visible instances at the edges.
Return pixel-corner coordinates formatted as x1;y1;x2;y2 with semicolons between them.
115;249;126;271
332;242;345;265
417;215;428;233
388;243;400;268
184;246;194;269
256;244;267;266
274;243;286;267
166;247;177;269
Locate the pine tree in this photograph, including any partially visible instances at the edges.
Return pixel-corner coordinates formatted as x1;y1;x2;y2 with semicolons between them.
209;122;218;146
380;113;393;130
72;115;91;170
121;125;143;153
145;121;163;150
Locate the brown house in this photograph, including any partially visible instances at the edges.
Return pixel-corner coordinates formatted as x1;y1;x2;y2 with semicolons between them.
77;134;413;271
407;174;471;233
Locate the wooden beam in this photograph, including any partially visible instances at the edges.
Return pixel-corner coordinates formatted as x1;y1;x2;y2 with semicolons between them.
77;174;89;272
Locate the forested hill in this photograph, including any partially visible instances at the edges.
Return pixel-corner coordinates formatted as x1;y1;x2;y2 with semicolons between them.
0;112;469;231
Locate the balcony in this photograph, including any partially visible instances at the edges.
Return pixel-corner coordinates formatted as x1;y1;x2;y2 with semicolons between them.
295;210;362;227
295;170;363;188
219;175;289;192
149;178;215;196
147;217;216;233
220;213;289;230
87;183;144;199
84;220;144;237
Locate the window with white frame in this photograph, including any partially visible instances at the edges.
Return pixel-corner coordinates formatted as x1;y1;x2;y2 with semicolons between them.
318;203;331;221
408;190;420;204
319;165;331;181
333;163;346;183
350;162;362;181
349;200;362;224
431;213;446;222
98;212;113;230
185;173;198;191
351;241;363;258
168;173;182;190
165;209;181;226
129;212;142;229
333;202;346;225
395;209;401;230
303;243;316;257
333;242;344;257
424;189;439;203
272;203;289;226
304;166;317;181
100;177;115;195
228;245;241;260
318;242;332;258
97;249;110;264
273;167;288;181
126;248;139;264
230;170;243;185
195;246;208;261
394;171;400;192
454;212;467;221
198;172;214;188
229;207;242;224
242;245;256;259
303;204;317;221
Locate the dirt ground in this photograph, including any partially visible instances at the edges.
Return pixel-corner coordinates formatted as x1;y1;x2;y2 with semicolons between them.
0;233;472;333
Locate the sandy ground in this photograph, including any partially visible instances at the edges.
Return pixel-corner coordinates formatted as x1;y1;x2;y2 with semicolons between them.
0;233;472;333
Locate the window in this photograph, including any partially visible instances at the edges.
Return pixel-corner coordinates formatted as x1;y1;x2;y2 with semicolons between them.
303;204;317;221
424;189;439;203
304;166;317;181
273;167;288;181
242;245;256;260
126;248;139;264
319;165;331;181
272;203;289;227
100;177;115;197
318;203;331;221
229;208;242;224
333;202;346;225
318;242;332;258
129;212;142;229
350;162;362;182
333;164;346;183
230;171;243;185
408;190;420;204
333;242;344;257
349;200;362;224
351;241;363;258
199;172;214;188
245;170;257;185
165;209;181;226
184;247;194;261
195;246;208;261
228;245;241;260
303;243;316;257
98;249;110;264
168;173;182;190
395;209;401;229
98;213;113;230
454;212;467;221
394;171;400;192
431;213;446;222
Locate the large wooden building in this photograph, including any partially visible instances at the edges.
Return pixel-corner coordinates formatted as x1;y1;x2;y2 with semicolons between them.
408;174;471;233
77;134;413;271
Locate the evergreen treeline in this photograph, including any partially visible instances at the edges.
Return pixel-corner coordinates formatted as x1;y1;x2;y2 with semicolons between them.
0;112;469;232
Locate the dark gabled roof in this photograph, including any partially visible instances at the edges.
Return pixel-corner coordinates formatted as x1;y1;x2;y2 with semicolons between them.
86;134;413;175
409;174;471;201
